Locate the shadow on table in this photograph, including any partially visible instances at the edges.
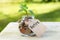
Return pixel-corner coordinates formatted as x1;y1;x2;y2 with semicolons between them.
41;31;58;38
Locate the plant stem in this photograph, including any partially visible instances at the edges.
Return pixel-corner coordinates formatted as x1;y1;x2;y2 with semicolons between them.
26;10;28;18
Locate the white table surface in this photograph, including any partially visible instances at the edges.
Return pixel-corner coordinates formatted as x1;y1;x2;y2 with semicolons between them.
0;22;60;40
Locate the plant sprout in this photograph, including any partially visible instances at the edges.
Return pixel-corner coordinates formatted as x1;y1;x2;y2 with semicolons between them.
19;3;34;18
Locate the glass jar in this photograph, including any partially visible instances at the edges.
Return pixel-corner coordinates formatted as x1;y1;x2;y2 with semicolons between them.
18;16;35;36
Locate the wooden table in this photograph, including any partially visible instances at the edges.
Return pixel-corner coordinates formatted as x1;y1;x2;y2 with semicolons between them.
0;22;60;40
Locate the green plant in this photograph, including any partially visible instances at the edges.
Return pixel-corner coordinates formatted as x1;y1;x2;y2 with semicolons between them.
19;3;34;18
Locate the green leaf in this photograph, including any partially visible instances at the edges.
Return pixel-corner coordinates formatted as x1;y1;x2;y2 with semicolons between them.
19;9;23;12
29;10;35;16
19;4;28;13
21;4;28;9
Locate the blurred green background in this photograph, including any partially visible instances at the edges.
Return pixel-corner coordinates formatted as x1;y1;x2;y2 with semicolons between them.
0;0;60;32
